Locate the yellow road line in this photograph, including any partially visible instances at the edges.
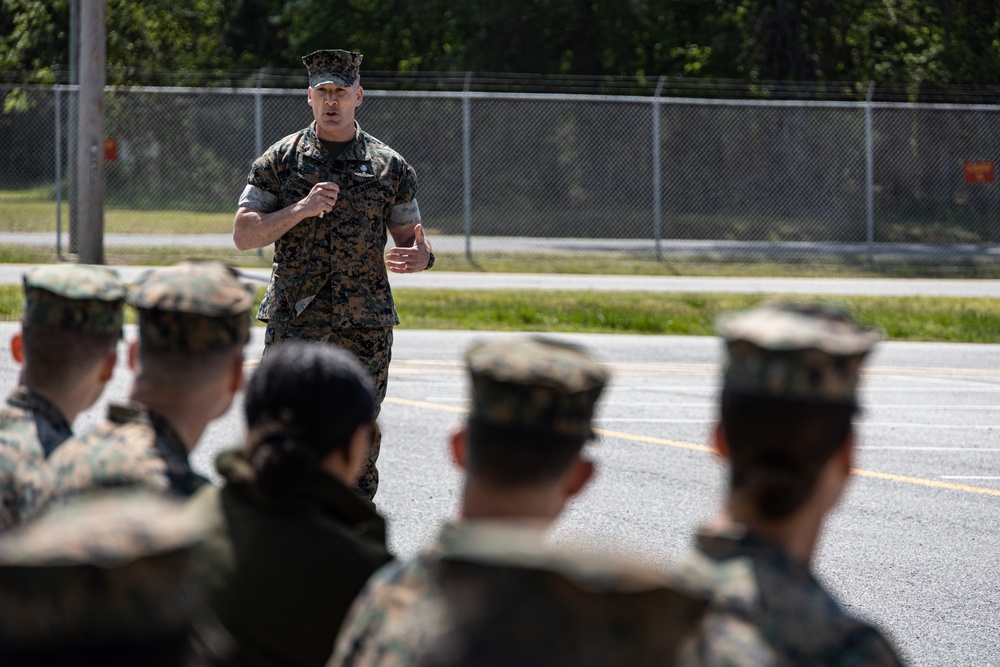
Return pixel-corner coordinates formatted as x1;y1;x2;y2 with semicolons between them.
385;397;468;414
850;468;1000;497
385;396;1000;498
595;428;714;453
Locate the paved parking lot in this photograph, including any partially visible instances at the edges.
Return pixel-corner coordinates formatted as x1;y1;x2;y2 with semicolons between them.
1;324;997;665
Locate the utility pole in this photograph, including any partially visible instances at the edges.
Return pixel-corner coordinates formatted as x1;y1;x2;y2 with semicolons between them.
76;0;106;264
68;0;79;253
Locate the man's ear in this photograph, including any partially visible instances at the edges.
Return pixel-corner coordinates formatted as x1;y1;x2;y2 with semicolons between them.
97;348;117;383
228;351;245;393
837;429;855;476
10;332;23;364
127;339;140;371
355;85;364;107
712;422;731;462
562;457;595;500
450;425;468;470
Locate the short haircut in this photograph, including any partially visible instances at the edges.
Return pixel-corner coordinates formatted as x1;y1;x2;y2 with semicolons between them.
720;390;856;520
465;418;587;488
136;344;242;390
243;341;375;501
20;322;119;389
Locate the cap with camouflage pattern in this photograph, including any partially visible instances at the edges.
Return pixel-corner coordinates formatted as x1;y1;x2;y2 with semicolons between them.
717;302;881;405
22;264;125;336
129;260;254;353
303;49;363;88
0;491;208;646
465;337;609;440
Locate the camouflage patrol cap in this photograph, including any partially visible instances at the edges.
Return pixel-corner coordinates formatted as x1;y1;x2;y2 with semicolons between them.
465;337;609;440
717;302;881;405
303;49;363;88
0;491;208;646
22;264;125;336
129;260;254;353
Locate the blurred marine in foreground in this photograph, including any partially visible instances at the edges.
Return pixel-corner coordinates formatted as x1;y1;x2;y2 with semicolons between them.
331;336;707;667
0;264;125;529
675;303;904;666
50;260;253;501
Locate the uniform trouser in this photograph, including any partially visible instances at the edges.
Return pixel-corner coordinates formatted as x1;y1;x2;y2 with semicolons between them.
262;294;392;502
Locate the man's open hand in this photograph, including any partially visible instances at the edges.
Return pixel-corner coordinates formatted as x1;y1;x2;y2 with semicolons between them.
386;223;433;273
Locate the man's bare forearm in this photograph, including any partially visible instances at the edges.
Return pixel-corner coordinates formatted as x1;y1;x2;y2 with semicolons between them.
233;205;308;250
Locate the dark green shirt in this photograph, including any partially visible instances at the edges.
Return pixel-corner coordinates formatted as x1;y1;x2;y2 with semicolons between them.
190;449;393;667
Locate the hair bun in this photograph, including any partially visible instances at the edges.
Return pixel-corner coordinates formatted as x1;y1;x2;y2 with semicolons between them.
251;425;319;501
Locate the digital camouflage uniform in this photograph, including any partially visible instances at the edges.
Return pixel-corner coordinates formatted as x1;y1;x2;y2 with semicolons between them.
50;402;211;501
50;261;253;502
0;264;125;530
239;49;421;500
331;521;708;667
331;337;707;666
674;303;902;667
675;525;902;667
0;490;216;665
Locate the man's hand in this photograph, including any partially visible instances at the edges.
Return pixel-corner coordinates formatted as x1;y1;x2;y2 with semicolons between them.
298;181;340;219
386;223;433;273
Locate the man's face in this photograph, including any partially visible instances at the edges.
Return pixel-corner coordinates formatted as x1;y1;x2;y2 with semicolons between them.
307;82;364;141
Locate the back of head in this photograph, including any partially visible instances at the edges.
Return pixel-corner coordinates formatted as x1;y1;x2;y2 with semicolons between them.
129;260;254;386
0;491;213;666
463;336;608;487
716;302;880;519
243;341;375;501
19;264;125;389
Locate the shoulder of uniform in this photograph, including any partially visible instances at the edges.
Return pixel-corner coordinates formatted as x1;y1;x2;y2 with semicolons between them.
260;127;313;158
360;131;407;163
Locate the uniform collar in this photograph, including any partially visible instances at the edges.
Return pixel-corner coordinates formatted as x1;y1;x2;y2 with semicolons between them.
304;121;367;162
6;386;71;433
694;522;813;575
106;401;189;458
215;448;386;538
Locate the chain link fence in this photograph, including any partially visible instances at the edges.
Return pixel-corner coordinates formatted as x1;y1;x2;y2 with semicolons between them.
1;83;998;268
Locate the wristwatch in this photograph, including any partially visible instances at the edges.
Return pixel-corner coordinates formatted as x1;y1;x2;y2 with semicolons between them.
424;251;435;270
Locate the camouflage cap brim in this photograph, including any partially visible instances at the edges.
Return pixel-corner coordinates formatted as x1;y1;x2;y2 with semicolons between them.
465;337;609;440
302;49;363;88
717;302;880;404
129;260;254;353
22;264;126;335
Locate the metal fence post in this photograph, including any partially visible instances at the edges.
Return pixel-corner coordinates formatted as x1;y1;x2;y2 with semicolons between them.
652;75;665;262
462;72;472;261
55;86;64;260
255;69;265;259
865;82;876;268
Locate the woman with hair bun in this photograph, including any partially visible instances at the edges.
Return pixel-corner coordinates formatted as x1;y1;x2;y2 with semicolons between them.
191;341;393;667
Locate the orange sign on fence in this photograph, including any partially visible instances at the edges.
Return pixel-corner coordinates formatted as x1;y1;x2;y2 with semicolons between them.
104;138;118;161
964;161;994;184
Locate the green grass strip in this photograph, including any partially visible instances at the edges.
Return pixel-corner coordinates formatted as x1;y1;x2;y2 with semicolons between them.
1;286;997;343
396;289;1000;343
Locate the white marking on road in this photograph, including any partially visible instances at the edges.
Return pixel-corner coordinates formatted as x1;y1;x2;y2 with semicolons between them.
940;476;1000;480
861;447;1000;452
858;422;996;430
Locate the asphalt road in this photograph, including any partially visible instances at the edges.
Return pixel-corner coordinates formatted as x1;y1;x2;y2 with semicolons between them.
1;324;996;666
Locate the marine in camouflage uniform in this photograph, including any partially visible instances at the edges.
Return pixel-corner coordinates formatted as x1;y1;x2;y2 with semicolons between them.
234;49;434;501
673;303;903;667
0;264;125;530
50;261;253;501
331;337;708;667
0;490;221;665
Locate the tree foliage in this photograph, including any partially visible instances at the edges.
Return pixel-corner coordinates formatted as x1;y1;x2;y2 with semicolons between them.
1;0;998;86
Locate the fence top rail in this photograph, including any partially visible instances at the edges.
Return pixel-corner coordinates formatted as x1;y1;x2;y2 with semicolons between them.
31;83;1000;112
